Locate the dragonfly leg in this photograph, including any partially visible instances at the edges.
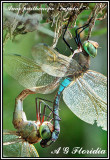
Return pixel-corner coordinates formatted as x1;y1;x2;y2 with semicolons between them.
41;104;47;123
35;97;55;123
34;97;61;148
36;97;41;122
35;97;61;121
35;98;50;123
13;89;36;129
63;16;75;53
63;16;92;52
35;97;53;104
74;17;92;47
55;47;60;53
40;93;62;148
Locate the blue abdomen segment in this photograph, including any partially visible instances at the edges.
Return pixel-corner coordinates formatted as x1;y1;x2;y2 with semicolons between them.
59;78;72;92
52;78;71;142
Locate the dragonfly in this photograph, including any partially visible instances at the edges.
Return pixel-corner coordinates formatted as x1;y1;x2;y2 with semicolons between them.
4;16;107;148
3;97;57;157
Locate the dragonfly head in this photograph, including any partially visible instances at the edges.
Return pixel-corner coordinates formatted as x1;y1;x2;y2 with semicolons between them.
82;40;99;58
39;121;53;141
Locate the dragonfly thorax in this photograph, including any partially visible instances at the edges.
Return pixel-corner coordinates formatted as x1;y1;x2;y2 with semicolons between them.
72;50;90;73
18;121;42;144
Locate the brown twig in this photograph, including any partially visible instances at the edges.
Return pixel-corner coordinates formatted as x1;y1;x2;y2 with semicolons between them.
3;3;107;46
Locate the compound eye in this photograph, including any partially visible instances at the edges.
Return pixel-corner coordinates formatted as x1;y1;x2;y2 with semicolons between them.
39;122;53;140
83;40;98;58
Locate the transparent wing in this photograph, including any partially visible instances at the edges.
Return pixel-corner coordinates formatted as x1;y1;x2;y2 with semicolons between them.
3;130;23;157
4;54;58;89
63;70;107;130
3;130;39;157
21;142;39;157
32;43;82;77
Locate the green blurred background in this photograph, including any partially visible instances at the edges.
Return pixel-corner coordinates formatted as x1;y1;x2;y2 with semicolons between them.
3;7;107;158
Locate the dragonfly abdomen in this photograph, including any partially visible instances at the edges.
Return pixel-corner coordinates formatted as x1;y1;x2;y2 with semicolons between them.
52;78;72;141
